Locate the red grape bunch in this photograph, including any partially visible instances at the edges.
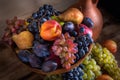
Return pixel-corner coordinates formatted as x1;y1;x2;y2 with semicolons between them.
52;33;78;70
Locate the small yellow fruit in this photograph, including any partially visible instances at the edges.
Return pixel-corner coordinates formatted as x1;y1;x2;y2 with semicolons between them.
96;74;113;80
12;31;34;49
58;8;84;24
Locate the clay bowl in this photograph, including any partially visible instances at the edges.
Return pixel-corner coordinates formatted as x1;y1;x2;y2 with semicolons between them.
14;43;93;76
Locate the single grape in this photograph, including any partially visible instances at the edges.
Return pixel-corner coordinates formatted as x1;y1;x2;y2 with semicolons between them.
78;48;85;58
43;4;49;10
63;22;75;32
79;27;85;33
84;47;89;53
70;31;78;37
32;12;38;19
27;18;33;23
40;18;47;23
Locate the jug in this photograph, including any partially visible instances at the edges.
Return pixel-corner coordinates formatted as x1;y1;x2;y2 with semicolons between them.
70;0;103;41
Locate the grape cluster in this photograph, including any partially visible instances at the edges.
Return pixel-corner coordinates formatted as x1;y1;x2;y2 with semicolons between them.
2;17;26;45
91;43;120;80
62;65;84;80
82;55;102;80
52;33;78;69
27;4;61;44
75;34;93;62
30;4;61;22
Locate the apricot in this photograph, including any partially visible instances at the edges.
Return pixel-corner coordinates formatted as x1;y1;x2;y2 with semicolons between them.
102;39;117;54
40;20;62;41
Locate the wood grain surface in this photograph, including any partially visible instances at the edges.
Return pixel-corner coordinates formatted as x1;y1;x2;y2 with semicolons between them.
0;0;120;80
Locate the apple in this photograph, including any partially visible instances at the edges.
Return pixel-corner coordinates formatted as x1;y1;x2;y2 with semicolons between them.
102;39;117;54
40;20;62;41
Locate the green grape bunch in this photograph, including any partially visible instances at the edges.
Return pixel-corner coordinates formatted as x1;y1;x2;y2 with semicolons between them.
91;43;120;80
82;55;102;80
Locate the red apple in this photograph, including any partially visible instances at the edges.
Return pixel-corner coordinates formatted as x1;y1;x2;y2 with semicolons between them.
102;39;117;54
79;24;93;37
40;20;62;41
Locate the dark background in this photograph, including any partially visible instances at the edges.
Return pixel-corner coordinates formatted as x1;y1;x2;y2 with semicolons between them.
98;0;120;21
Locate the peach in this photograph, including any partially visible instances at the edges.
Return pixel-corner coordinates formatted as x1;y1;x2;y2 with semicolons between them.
40;20;62;41
102;39;117;54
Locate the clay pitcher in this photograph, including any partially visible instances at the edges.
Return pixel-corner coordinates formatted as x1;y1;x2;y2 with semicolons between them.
70;0;103;41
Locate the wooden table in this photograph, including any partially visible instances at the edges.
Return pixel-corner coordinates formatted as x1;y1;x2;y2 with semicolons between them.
0;0;120;80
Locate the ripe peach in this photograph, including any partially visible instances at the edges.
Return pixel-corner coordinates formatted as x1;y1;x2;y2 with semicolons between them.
102;39;117;54
40;20;62;41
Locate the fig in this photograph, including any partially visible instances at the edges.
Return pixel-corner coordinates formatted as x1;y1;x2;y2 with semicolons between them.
102;39;117;54
58;8;84;24
12;31;34;49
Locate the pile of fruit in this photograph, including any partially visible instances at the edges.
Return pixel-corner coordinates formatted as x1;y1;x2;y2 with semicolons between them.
2;4;93;72
2;4;120;80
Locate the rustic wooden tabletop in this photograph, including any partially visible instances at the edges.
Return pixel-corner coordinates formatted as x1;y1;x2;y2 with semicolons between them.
0;0;120;80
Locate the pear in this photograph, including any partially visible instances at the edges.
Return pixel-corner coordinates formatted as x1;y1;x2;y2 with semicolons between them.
12;31;34;49
58;8;84;24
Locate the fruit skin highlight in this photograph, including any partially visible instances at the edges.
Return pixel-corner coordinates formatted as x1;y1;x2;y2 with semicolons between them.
40;20;62;41
102;39;117;54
